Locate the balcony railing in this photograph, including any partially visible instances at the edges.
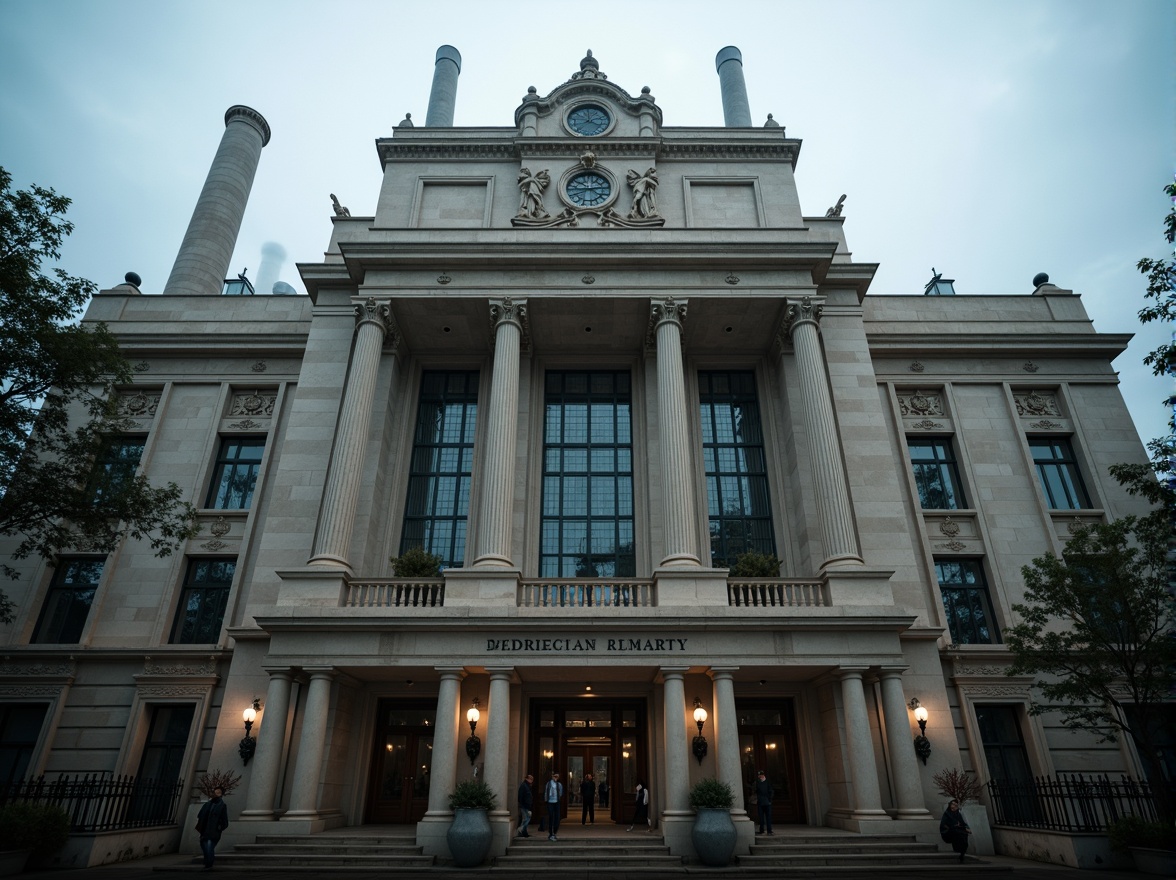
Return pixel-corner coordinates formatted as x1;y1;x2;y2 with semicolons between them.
345;579;445;608
727;578;828;607
518;579;655;608
0;773;183;833
986;774;1161;832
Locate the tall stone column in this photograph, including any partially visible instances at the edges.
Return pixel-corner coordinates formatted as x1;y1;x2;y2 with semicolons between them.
473;298;526;568
650;298;700;567
837;668;886;817
164;105;270;296
282;669;335;819
660;668;692;815
784;297;862;567
708;669;748;821
241;669;293;820
309;297;397;570
424;669;465;818
877;669;931;817
485;668;513;848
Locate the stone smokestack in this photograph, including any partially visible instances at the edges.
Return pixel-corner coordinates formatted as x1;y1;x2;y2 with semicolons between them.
714;46;752;127
425;45;462;127
163;105;271;296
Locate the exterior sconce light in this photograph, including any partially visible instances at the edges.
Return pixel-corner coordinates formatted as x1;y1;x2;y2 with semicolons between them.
465;698;482;764
239;698;262;765
909;697;931;765
692;698;709;765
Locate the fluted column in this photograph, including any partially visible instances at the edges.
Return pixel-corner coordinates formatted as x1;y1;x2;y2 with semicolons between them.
660;668;692;816
309;297;397;570
650;298;700;567
784;297;862;567
241;669;293;820
877;668;931;817
473;298;526;568
485;669;513;820
709;668;748;820
837;668;886;816
425;669;465;817
164;105;271;296
283;669;335;819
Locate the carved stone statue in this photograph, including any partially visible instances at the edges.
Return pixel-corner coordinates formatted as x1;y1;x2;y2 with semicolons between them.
398;112;414;128
330;194;351;217
627;167;659;220
825;194;846;217
517;168;551;219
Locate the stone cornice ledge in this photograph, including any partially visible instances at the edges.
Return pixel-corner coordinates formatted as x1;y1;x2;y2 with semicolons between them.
866;332;1132;360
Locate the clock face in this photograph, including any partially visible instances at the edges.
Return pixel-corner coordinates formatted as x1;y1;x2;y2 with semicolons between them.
566;172;611;207
567;105;610;136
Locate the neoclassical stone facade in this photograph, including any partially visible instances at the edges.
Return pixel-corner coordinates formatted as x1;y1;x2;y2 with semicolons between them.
0;46;1158;868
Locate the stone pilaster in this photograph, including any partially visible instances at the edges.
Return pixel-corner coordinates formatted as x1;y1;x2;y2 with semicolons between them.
308;297;397;571
240;669;293;820
473;298;527;568
282;669;335;819
783;297;862;568
418;668;465;858
836;668;886;817
877;668;932;817
650;298;700;568
709;668;754;854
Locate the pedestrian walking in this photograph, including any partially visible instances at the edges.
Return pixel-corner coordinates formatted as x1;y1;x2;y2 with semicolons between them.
195;786;229;871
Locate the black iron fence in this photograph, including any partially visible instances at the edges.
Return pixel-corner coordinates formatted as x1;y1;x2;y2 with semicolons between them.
987;774;1160;832
0;774;183;833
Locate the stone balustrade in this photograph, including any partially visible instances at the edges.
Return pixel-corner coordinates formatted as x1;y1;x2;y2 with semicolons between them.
726;578;828;607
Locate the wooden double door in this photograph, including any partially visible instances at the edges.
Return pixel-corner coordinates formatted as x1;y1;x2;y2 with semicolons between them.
366;700;434;824
738;699;806;824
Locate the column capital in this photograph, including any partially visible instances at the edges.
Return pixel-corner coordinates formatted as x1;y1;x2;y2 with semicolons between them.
835;666;869;681
354;296;396;337
485;667;517;683
782;295;824;339
707;667;739;681
304;667;337;682
646;296;687;347
657;666;690;682
875;666;910;679
435;666;468;681
488;297;530;347
261;667;296;680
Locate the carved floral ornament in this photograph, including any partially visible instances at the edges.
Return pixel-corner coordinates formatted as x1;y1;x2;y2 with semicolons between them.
120;391;160;418
143;656;217;677
1014;390;1061;417
897;390;944;417
782;296;823;338
230;391;277;418
488;297;531;351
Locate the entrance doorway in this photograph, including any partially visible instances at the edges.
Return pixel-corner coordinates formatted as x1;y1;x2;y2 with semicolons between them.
737;699;805;823
366;700;434;824
529;699;646;825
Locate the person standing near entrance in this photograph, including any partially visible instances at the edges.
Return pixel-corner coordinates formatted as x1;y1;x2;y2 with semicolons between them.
754;770;774;835
195;785;229;871
517;773;534;838
580;773;596;825
627;780;651;832
545;771;564;841
598;776;609;808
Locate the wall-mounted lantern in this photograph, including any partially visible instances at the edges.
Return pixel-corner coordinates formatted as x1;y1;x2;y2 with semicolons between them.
692;698;709;764
909;697;931;765
465;698;482;764
239;697;262;765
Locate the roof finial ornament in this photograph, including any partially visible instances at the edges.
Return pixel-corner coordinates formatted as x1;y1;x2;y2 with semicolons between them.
573;49;606;80
398;112;413;128
825;194;846;217
764;113;780;128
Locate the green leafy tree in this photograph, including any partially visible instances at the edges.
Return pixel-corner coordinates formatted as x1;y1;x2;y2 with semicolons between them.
0;167;199;616
1006;513;1175;824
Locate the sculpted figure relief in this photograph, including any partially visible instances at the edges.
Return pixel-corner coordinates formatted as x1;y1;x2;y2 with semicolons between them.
517;168;551;219
626;167;659;219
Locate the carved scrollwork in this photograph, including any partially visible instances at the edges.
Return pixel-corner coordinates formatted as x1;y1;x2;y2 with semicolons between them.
437;273;452;285
936;540;967;552
230;392;276;417
135;684;211;697
0;659;76;677
209;517;231;538
725;273;740;285
910;419;944;430
909;361;925;373
229;419;264;431
200;540;228;552
120;392;160;418
782;297;822;339
1014;391;1060;417
897;390;944;417
143;656;217;676
1030;420;1062;430
251;361;267;373
939;518;961;537
488;297;531;351
1023;362;1040;373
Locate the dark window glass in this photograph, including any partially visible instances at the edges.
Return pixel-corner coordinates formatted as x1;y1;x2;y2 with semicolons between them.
1029;438;1091;509
170;560;235;644
540;371;634;577
131;704;194;821
0;704;49;786
32;559;104;643
937;560;999;645
975;705;1033;783
399;372;478;568
206;437;265;509
907;437;966;509
699;371;776;568
90;436;145;502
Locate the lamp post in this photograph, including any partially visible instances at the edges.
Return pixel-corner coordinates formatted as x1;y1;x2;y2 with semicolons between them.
909;698;931;765
465;698;482;764
239;697;262;765
692;698;709;764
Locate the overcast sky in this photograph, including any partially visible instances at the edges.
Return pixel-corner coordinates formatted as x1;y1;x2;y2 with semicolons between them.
1;0;1172;447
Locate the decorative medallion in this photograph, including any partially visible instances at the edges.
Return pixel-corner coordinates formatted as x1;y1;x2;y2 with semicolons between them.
939;518;961;537
251;361;267;373
437;273;452;285
909;361;925;373
229;419;264;431
120;392;160;417
897;390;944;417
581;274;595;285
1030;420;1061;430
209;517;231;538
230;392;276;418
1023;362;1039;373
1013;391;1060;417
134;362;150;373
725;273;740;285
911;419;944;430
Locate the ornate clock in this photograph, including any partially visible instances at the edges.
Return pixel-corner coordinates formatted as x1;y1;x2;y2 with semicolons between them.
565;172;611;207
567;105;611;136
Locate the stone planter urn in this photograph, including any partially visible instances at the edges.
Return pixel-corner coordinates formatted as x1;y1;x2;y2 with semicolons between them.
447;808;492;867
1129;846;1176;876
691;807;737;867
0;850;30;877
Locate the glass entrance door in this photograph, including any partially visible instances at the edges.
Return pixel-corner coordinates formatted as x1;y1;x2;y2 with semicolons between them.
367;701;434;824
567;746;610;823
737;700;805;823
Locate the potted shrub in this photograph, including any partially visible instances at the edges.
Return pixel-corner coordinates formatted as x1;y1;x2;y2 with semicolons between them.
390;546;443;577
1108;815;1176;876
689;777;737;867
0;802;70;873
446;779;497;867
729;551;781;577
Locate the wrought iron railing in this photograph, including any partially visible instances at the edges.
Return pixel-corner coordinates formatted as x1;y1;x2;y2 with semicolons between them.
345;579;445;608
518;579;655;608
986;774;1161;832
727;578;828;607
0;773;183;833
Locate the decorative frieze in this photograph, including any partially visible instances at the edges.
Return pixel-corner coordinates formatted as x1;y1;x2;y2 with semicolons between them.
1013;390;1060;417
143;656;218;676
230;391;277;418
0;659;76;677
135;683;213;697
119;391;161;418
897;390;944;417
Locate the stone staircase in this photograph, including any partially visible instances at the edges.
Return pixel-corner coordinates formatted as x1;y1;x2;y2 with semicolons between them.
213;831;434;872
493;832;684;874
737;832;1012;874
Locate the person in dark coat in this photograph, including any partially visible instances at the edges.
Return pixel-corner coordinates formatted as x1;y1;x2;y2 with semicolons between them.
580;773;596;824
627;780;651;832
598;777;610;808
939;799;972;862
754;770;775;835
517;773;534;837
195;786;230;871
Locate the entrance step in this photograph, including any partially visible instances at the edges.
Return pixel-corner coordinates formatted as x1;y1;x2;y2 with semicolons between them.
495;833;684;872
215;832;433;871
739;832;1010;873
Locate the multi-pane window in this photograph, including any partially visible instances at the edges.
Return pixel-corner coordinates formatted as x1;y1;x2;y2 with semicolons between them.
0;704;49;786
699;371;775;568
205;437;265;509
1029;438;1091;509
400;372;478;568
132;704;195;821
32;558;104;643
937;559;999;645
90;436;146;501
975;705;1033;784
907;438;966;509
541;371;634;577
170;559;235;644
